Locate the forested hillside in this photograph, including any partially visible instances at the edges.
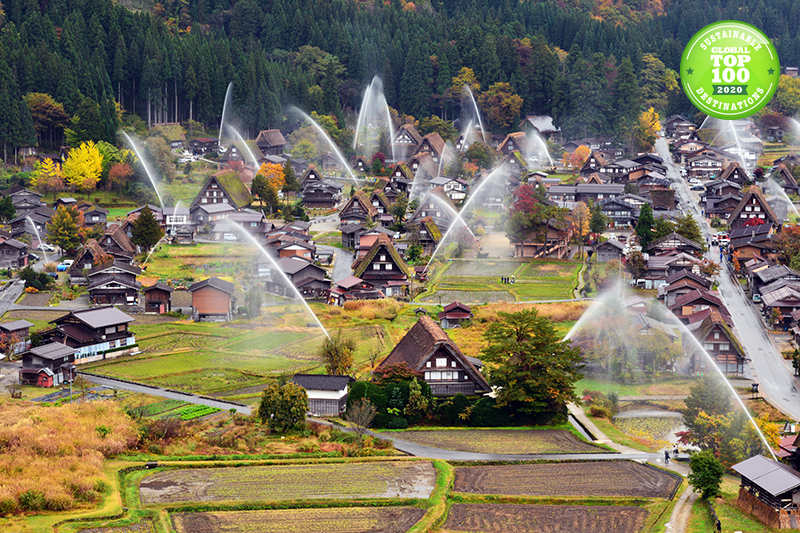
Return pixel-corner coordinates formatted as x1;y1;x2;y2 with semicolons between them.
1;0;800;156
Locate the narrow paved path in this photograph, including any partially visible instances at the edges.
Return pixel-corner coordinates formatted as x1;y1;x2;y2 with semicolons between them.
666;486;698;533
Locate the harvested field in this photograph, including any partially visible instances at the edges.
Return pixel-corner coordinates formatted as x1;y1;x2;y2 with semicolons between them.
171;506;425;533
418;289;511;303
140;461;436;504
453;461;679;499
389;429;601;454
444;261;524;277
442;503;648;533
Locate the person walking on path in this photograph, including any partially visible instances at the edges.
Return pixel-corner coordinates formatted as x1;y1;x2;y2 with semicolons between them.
664;450;670;464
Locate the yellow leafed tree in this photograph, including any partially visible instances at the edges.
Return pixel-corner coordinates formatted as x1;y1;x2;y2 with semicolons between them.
63;141;103;195
257;162;286;190
570;201;590;259
31;158;64;200
635;107;661;152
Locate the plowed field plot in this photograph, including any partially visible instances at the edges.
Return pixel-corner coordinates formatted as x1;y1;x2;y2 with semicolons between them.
442;503;648;533
419;290;511;303
171;506;426;533
389;430;601;454
453;461;679;498
140;461;436;504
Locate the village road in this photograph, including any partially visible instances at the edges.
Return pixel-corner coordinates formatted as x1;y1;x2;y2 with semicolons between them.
656;137;800;421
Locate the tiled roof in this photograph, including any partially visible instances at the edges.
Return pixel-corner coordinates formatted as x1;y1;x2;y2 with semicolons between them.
52;306;135;329
291;374;354;391
188;277;235;295
29;342;76;360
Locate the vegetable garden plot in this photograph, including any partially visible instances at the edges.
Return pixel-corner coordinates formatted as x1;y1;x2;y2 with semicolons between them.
171;506;426;533
453;461;679;499
389;430;601;454
442;503;648;533
443;261;525;277
140;461;436;504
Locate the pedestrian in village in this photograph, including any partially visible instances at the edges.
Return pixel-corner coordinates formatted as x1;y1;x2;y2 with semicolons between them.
664;450;670;464
673;445;678;458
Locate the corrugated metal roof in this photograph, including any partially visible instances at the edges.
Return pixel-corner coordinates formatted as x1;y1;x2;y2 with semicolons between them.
733;455;800;496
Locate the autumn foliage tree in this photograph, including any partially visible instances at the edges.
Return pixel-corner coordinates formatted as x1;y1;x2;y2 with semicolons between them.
506;183;567;243
319;329;356;375
31;158;65;201
63;141;103;196
570;202;590;258
257;162;287;191
478;82;523;131
634;107;660;152
107;163;133;198
561;145;590;168
46;206;82;254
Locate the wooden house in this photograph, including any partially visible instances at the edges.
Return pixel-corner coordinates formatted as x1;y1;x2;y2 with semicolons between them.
497;132;528;156
669;289;729;323
579;152;607;176
751;265;800;298
520;114;562;142
762;284;800;328
341;223;365;249
513;219;572;259
729;223;777;260
774;152;800;167
377;315;490;397
439;302;473;329
370;190;393;217
255;129;286;156
706;194;743;221
412;132;449;165
393;124;423;162
143;282;173;314
593;239;625;263
687;151;725;178
327;276;384;306
500;151;529;179
10;207;53;242
717;161;750;185
354;228;395;259
277;240;315;260
644;251;703;283
411;217;442;256
82;206;109;227
729;187;780;230
0;238;27;269
190;173;253;215
354;156;369;173
301;179;343;209
409;187;459;236
55;197;77;209
189;137;219;154
1;185;44;216
191;202;236;227
291;374;354;416
664;115;697;138
100;225;136;261
0;319;32;355
189;277;236;322
339;191;378;227
647;232;703;255
598;159;646;183
86;259;142;306
673;139;709;162
19;343;76;387
773;164;800;195
732;454;800;529
352;234;413;298
267;257;329;299
597;197;639;228
41;306;136;364
687;309;746;375
387;163;414;195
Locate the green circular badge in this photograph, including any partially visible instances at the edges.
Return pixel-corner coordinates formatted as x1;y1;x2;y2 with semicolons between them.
681;21;779;120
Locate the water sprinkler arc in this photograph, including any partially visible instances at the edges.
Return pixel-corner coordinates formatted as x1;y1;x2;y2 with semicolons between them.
228;220;331;339
121;131;165;209
565;283;777;460
424;166;507;272
227;126;260;170
289;107;359;187
464;86;486;144
219;82;234;149
26;216;48;263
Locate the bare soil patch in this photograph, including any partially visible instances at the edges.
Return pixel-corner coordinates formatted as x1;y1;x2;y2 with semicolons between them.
390;429;600;454
453;461;679;499
140;461;436;504
78;522;155;533
18;292;53;306
442;503;648;533
171;506;425;533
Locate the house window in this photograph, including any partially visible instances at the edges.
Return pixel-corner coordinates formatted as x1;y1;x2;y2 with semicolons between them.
380;255;386;261
251;222;257;227
719;343;729;351
714;332;719;339
373;264;380;270
202;198;207;204
430;371;441;380
451;361;457;368
426;361;431;368
425;371;430;379
198;215;204;221
703;343;713;350
436;357;447;367
385;264;392;270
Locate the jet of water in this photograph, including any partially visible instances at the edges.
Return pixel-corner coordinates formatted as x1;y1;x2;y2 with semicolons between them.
727;120;745;169
765;177;800;220
219;82;234;149
353;76;396;164
425;165;509;272
566;281;777;460
121;131;165;209
26;216;48;263
141;234;168;267
528;131;554;167
463;86;486;143
169;200;183;236
289;107;358;186
228;220;330;338
227;126;260;170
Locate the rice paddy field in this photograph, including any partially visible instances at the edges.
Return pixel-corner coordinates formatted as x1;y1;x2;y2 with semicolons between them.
419;259;581;303
385;429;603;454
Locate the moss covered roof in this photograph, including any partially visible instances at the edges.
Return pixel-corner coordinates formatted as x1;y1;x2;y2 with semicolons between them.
213;172;253;209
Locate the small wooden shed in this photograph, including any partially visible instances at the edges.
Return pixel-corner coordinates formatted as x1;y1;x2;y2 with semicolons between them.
143;282;174;314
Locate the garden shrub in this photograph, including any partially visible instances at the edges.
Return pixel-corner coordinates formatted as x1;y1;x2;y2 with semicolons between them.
588;405;613;419
297;440;321;453
468;397;515;427
386;416;408;429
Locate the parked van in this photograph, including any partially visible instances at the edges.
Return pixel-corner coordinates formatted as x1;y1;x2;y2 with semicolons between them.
223;233;237;242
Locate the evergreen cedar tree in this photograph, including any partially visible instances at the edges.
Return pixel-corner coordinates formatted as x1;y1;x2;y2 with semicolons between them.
481;309;583;418
258;381;308;433
131;206;164;249
0;196;14;222
688;450;724;499
635;203;655;248
10;0;800;160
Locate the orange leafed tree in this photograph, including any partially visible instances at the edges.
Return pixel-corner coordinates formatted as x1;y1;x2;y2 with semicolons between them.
561;145;590;168
257;162;286;190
